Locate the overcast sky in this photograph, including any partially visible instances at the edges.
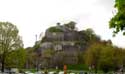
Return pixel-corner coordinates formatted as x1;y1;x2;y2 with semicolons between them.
0;0;125;48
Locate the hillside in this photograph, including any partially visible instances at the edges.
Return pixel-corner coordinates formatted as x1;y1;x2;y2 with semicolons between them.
32;21;101;68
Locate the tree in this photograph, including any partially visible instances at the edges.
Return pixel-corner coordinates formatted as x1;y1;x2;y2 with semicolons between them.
98;45;115;72
85;28;100;42
0;22;23;72
5;48;26;69
25;47;38;69
84;42;123;73
122;49;125;70
84;42;102;73
41;49;55;68
64;21;76;30
109;0;125;35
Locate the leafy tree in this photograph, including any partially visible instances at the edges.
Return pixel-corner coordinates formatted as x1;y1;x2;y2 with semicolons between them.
122;49;125;69
77;51;84;64
33;41;41;50
42;49;55;59
64;21;76;30
85;28;100;42
84;42;123;73
41;49;55;68
78;29;100;50
0;22;23;72
84;42;102;73
99;47;124;72
109;0;125;35
79;29;100;42
98;45;115;72
25;47;37;69
5;48;26;69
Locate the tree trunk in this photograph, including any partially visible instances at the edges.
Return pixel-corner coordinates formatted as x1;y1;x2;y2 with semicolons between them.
1;53;5;72
1;57;5;72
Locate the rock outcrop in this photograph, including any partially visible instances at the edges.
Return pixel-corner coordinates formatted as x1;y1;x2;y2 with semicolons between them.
36;22;100;68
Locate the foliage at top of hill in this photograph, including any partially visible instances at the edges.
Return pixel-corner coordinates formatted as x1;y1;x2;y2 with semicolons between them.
48;26;63;32
47;21;76;33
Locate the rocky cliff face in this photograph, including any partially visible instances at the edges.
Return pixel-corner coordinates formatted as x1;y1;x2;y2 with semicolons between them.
39;24;85;52
36;22;100;68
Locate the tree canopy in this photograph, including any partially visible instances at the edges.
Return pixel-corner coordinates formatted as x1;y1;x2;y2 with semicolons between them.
84;42;124;73
109;0;125;35
0;22;23;72
5;48;26;69
64;21;76;30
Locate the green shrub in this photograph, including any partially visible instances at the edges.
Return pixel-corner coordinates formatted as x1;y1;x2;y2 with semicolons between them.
48;27;63;32
67;64;88;70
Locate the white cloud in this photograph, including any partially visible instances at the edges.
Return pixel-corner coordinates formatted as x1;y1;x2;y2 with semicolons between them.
0;0;125;48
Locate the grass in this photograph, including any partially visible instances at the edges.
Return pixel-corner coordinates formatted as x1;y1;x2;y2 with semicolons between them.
21;69;37;73
67;64;88;70
21;67;123;74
